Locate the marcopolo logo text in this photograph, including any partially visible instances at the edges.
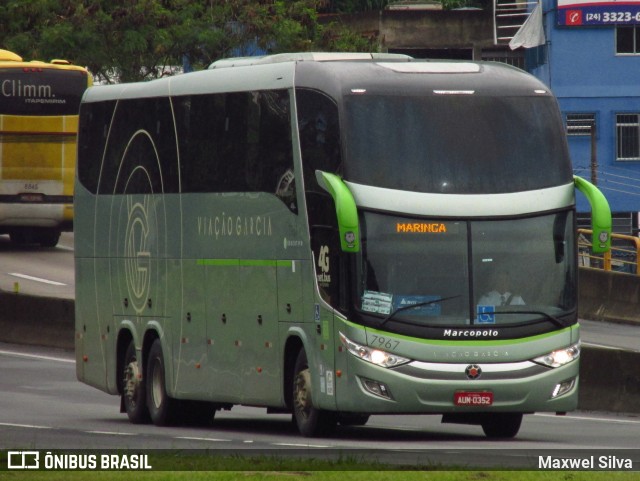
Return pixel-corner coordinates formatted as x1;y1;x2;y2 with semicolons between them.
443;329;499;338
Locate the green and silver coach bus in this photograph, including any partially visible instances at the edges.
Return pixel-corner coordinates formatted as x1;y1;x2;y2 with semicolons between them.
75;53;611;438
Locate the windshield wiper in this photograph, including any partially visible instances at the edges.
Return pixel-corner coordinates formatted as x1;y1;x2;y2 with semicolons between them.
492;308;569;328
378;295;461;328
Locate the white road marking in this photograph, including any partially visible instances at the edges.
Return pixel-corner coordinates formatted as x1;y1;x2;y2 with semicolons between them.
583;343;620;349
9;272;66;286
271;443;331;448
86;431;136;436
0;349;74;364
0;422;51;430
175;437;231;442
535;412;640;425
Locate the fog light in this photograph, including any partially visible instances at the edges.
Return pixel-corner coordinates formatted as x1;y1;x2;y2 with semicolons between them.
361;377;393;400
551;378;576;398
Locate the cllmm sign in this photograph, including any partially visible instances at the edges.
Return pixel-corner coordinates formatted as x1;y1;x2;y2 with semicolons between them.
558;0;640;26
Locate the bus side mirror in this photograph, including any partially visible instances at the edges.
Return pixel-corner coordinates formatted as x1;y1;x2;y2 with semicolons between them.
574;175;611;254
315;171;360;253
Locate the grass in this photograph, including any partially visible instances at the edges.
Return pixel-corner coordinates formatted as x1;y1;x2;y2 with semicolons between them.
1;453;639;481
2;471;640;481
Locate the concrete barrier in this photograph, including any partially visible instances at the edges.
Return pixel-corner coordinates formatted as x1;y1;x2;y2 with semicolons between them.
0;267;638;414
579;346;640;413
579;267;640;326
0;291;74;350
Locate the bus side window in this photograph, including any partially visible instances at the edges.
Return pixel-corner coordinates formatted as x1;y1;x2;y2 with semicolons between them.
296;88;342;198
256;91;297;212
176;90;296;213
78;101;117;194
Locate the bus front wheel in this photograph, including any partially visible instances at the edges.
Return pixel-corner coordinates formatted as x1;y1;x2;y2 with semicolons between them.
146;339;179;426
481;413;523;438
292;349;336;437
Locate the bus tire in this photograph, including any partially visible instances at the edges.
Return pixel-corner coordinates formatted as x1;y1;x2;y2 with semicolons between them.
481;413;523;439
146;339;179;426
292;349;336;437
121;340;150;424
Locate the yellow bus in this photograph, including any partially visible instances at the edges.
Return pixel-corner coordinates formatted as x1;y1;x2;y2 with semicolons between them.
0;49;91;246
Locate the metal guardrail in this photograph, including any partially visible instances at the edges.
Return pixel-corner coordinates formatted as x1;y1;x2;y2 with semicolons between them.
578;229;640;275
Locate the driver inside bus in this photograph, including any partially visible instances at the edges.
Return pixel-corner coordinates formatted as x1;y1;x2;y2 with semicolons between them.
478;270;525;306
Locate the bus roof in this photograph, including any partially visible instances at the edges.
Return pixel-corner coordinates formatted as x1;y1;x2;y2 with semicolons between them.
0;49;90;75
207;52;412;69
81;53;551;104
0;49;23;62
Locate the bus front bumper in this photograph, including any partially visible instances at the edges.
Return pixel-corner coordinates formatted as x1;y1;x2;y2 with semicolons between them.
335;355;580;414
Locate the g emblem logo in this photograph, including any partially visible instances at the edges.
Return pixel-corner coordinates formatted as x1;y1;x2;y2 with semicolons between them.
124;197;151;314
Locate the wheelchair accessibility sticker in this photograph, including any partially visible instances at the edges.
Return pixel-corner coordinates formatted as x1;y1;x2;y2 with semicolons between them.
476;305;496;324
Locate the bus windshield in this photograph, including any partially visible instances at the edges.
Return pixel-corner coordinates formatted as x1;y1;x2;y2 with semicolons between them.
356;210;576;328
343;94;572;194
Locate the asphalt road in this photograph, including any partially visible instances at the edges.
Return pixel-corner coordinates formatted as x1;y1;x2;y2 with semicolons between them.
1;342;640;470
0;232;74;299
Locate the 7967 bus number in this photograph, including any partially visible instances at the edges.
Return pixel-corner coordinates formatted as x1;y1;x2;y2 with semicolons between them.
369;335;400;350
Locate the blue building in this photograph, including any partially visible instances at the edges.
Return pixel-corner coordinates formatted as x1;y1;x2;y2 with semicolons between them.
524;0;640;231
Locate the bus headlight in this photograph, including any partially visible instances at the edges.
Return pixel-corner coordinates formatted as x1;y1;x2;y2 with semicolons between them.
340;332;410;368
533;343;580;368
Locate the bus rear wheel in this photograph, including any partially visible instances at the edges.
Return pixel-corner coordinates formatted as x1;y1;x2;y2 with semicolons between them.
481;413;523;438
146;339;179;426
292;349;336;437
121;340;149;424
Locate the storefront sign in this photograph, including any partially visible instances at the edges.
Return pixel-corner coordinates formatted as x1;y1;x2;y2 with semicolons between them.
558;0;640;26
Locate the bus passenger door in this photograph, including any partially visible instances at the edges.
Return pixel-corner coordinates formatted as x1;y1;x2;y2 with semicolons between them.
310;226;343;411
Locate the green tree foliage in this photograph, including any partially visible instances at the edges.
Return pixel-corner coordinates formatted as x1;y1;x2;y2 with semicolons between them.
321;0;390;13
0;0;377;83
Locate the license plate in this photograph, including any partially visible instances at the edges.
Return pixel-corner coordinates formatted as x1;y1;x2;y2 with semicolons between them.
454;391;493;406
20;193;44;203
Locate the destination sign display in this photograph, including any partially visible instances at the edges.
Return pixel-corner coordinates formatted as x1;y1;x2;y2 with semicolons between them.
395;221;459;235
558;0;640;26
